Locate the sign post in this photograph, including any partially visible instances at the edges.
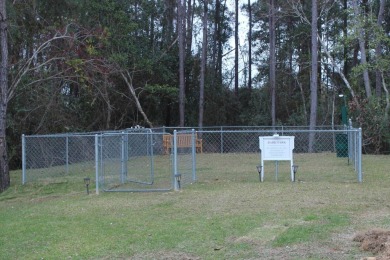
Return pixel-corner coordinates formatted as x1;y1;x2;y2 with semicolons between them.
259;134;295;182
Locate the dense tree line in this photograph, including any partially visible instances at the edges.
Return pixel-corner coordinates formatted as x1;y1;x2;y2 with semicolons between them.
0;0;389;191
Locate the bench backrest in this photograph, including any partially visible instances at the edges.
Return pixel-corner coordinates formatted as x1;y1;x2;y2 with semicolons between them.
176;134;193;146
163;133;197;146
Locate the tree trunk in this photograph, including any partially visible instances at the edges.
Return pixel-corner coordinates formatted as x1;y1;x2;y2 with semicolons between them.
343;0;348;76
199;0;207;129
308;0;318;153
150;3;155;48
234;0;239;96
248;0;252;90
164;0;175;45
375;0;385;97
178;0;186;126
212;0;219;73
0;0;9;192
185;0;194;57
215;0;224;86
269;0;276;126
352;0;371;97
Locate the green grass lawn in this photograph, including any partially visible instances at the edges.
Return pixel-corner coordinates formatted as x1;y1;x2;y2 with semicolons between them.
1;154;389;259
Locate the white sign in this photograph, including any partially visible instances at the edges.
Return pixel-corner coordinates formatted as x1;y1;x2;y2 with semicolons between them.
259;135;295;182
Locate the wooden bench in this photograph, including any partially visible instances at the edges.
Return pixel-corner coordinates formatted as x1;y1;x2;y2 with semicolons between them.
163;134;203;154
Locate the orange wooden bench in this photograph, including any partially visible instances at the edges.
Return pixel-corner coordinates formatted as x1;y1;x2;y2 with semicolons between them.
163;134;203;154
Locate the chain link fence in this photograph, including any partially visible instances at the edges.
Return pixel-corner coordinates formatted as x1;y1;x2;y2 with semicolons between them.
22;129;175;192
22;133;97;185
160;124;362;184
22;125;362;193
192;127;362;183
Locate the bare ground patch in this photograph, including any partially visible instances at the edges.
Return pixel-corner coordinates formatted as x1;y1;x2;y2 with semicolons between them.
228;228;370;259
354;229;390;260
98;251;201;260
129;251;201;260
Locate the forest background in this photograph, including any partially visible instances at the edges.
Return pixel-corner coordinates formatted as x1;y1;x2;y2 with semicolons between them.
0;0;389;191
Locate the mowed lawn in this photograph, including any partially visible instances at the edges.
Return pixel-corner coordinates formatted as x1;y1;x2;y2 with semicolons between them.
1;154;390;259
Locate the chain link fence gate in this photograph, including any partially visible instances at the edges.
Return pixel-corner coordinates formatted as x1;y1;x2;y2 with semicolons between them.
171;130;197;190
99;130;174;192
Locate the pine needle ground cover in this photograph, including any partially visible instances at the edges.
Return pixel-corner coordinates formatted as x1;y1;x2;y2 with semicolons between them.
1;154;389;259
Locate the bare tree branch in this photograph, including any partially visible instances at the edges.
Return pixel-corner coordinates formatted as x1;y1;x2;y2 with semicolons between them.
381;72;389;121
9;25;78;100
120;70;153;128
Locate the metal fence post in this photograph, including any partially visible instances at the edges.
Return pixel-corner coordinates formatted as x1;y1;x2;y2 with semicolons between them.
348;122;352;164
149;129;155;182
354;130;358;171
220;126;223;153
22;134;26;184
66;135;69;174
358;128;363;183
121;132;126;183
173;130;179;190
353;129;358;175
192;129;197;181
95;134;99;194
